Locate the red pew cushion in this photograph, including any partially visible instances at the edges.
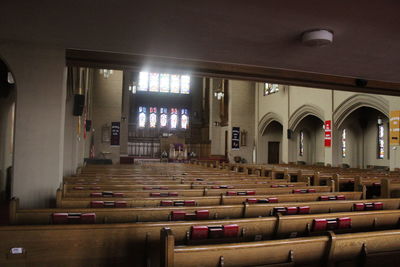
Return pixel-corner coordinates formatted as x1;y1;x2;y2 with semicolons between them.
196;210;210;220
337;217;351;229
191;226;209;240
52;213;68;224
81;213;96;224
223;224;239;237
171;211;186;221
312;219;327;231
90;201;104;208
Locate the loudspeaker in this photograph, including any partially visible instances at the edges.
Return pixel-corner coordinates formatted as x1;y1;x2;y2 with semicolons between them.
287;129;292;139
86;120;92;131
73;94;85;116
355;79;368;87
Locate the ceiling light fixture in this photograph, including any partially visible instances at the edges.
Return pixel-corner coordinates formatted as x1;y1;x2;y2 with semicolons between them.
302;29;333;46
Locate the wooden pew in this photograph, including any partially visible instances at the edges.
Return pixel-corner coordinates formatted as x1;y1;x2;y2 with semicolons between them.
56;191;362;208
161;228;400;267
62;185;332;199
63;181;305;192
14;193;391;225
2;209;399;266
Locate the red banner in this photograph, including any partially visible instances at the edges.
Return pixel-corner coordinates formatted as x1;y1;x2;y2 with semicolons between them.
324;120;332;147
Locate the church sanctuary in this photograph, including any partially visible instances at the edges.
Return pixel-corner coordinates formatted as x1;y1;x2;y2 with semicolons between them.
2;1;400;266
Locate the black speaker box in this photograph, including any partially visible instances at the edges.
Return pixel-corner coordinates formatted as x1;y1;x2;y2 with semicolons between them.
287;129;292;139
73;94;85;116
86;120;92;131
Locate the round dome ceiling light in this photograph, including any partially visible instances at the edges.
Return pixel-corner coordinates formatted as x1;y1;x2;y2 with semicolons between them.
301;29;333;46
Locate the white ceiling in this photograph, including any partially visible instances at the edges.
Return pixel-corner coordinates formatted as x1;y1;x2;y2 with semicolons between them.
1;0;400;82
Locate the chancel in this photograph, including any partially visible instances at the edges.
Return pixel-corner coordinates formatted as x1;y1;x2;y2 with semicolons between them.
2;1;400;267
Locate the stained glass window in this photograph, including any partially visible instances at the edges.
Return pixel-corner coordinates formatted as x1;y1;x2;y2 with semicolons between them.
299;131;304;156
170;108;178;129
138;72;149;91
160;74;170;93
170;75;180;93
138;106;146;127
149;73;160;92
181;75;190;94
149;107;157;128
160;108;168;127
181;109;189;129
264;83;279;96
138;72;190;94
342;129;346;158
378;122;385;159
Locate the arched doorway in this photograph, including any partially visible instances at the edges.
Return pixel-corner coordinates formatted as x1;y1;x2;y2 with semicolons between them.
0;57;16;203
260;121;283;164
289;115;324;164
334;106;389;168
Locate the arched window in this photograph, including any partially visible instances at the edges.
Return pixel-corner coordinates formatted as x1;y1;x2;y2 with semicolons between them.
377;118;385;159
299;131;304;156
170;108;178;129
181;109;189;129
341;129;346;158
160;108;168;127
138;106;146;128
149;107;157;128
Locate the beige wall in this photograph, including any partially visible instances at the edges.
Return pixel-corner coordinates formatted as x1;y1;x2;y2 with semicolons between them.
255;83;400;169
0;42;66;208
92;70;123;164
227;80;255;163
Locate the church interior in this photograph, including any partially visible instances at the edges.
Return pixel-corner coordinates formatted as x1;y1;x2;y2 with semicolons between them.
1;1;400;266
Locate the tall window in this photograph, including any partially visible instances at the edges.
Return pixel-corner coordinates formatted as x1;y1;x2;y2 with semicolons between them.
160;74;170;93
138;106;146;128
149;73;160;92
181;75;191;94
299;131;304;156
160;108;168;127
149;107;157;128
170;75;180;93
170;108;178;129
138;71;190;94
341;129;346;158
264;83;279;96
378;120;385;159
181;109;189;129
138;72;149;91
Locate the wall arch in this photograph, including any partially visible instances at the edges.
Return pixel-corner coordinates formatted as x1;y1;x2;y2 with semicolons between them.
258;112;283;135
288;104;325;131
334;94;389;129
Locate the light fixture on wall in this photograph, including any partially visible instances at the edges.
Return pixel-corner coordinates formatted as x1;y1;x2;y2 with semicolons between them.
377;117;383;125
214;79;225;100
128;82;137;94
99;69;114;79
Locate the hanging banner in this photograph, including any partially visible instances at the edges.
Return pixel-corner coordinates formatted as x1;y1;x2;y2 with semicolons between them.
232;127;240;150
390;110;400;145
324;120;332;147
110;122;120;146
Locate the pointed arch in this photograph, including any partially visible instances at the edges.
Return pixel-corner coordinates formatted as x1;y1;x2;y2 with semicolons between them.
288;104;324;131
334;94;389;129
258;112;283;135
